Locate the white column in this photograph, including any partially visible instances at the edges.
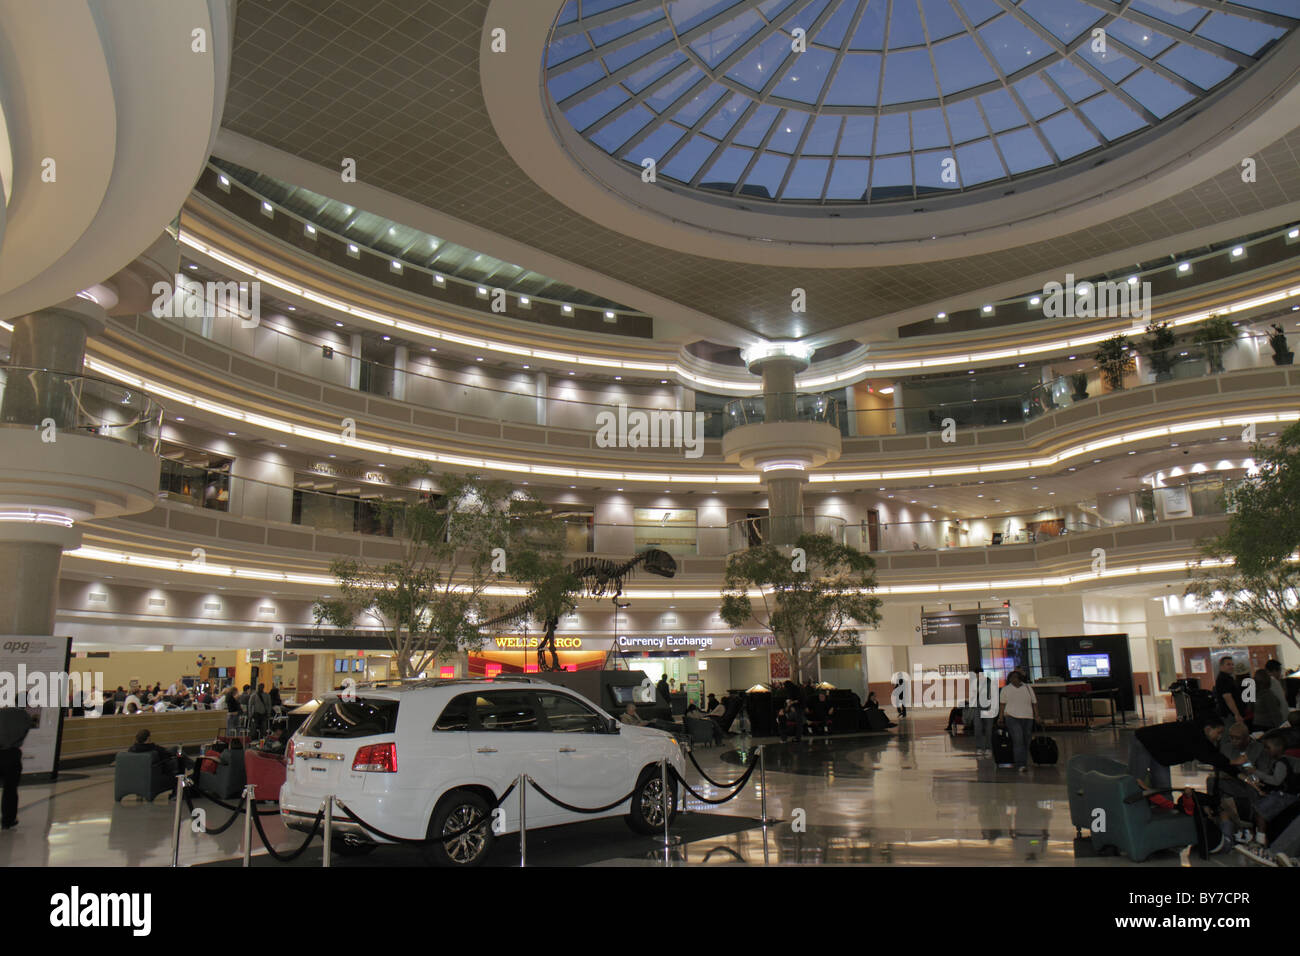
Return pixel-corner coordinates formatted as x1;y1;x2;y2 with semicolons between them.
393;345;409;401
535;372;548;426
348;333;362;390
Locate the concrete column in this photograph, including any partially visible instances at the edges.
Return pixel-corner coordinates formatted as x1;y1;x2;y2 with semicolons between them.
393;345;409;401
0;532;75;635
766;471;806;546
535;372;548;427
759;357;800;422
3;298;106;428
348;333;362;390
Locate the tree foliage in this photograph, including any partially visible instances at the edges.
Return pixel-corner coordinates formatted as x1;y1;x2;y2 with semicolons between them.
719;533;882;683
1186;420;1300;652
312;471;565;677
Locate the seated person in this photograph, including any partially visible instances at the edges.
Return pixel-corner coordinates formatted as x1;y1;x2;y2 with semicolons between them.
705;694;724;717
122;692;143;715
619;703;646;726
1210;723;1268;819
807;692;835;735
777;697;805;743
128;728;191;778
1249;731;1300;834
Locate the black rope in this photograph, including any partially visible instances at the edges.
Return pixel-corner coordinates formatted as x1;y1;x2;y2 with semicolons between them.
188;781;280;815
686;747;756;789
524;778;638;815
250;806;324;862
670;762;758;805
334;781;518;845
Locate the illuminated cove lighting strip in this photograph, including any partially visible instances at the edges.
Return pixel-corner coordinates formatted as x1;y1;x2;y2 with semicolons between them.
813;412;1299;483
66;545;1227;595
801;284;1300;390
179;233;681;377
83;355;1297;485
181;232;1300;393
83;356;757;486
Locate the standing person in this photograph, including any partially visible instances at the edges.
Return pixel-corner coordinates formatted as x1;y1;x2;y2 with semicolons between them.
1252;669;1286;731
0;707;32;831
249;683;271;737
893;675;908;718
1265;660;1291;713
998;670;1039;774
223;685;243;735
973;671;998;757
268;684;283;712
656;674;671;707
1214;656;1245;727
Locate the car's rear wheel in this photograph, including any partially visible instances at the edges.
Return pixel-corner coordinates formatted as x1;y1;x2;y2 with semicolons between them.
422;789;494;866
625;766;677;834
331;837;377;857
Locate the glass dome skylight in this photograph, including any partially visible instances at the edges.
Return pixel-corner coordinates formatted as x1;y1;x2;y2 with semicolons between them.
545;0;1295;204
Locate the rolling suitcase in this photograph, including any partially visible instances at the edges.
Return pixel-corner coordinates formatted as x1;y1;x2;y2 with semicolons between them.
992;726;1015;766
1030;735;1059;765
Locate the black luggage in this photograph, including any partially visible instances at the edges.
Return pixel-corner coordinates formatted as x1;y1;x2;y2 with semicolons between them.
864;708;891;731
1030;735;1059;765
992;726;1015;766
946;707;963;735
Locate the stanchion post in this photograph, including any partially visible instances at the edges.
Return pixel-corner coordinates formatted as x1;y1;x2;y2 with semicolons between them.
518;773;527;868
242;784;255;868
170;774;186;868
322;795;333;868
659;759;681;853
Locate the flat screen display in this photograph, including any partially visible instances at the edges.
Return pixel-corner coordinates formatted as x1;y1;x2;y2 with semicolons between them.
1068;653;1110;679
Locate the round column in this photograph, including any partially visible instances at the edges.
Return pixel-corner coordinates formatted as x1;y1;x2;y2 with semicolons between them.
2;297;107;428
0;297;107;634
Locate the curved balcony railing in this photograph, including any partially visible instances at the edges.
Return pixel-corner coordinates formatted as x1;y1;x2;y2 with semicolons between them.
726;514;848;553
722;393;840;432
0;366;163;453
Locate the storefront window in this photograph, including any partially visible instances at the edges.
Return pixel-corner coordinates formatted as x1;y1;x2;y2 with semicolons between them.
159;456;230;512
633;508;697;555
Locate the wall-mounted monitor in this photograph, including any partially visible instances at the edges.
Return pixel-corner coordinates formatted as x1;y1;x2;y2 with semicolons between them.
1068;653;1111;679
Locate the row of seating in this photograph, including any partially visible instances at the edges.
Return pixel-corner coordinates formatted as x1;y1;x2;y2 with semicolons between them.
113;746;287;803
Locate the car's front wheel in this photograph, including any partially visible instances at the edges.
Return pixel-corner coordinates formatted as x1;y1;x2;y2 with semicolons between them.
625;765;677;834
422;789;495;866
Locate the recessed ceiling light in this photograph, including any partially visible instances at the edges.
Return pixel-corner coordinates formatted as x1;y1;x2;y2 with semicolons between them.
286;305;296;311
522;364;530;369
981;304;994;314
1029;296;1041;306
475;357;483;362
1231;246;1245;258
228;432;236;437
335;321;344;327
175;417;185;422
562;305;573;314
382;335;391;341
1177;261;1191;274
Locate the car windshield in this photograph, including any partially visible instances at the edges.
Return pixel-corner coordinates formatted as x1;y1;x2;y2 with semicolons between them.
300;697;400;738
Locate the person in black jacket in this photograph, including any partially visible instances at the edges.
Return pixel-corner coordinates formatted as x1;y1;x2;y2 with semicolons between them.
1213;656;1245;726
1129;716;1246;794
128;728;191;779
0;707;32;830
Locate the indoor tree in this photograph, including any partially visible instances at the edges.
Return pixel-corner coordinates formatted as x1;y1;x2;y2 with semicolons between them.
312;470;566;677
1096;333;1134;390
1185;420;1300;653
719;533;882;683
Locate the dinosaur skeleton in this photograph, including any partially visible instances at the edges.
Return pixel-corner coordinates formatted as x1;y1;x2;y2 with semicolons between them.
480;549;677;671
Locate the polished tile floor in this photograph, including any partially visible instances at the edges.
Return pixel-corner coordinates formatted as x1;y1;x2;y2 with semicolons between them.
0;712;1260;867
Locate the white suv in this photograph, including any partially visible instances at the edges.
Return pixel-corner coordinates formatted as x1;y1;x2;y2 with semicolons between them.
280;678;684;866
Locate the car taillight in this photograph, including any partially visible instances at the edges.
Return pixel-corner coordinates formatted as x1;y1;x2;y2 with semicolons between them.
285;743;295;768
352;742;397;773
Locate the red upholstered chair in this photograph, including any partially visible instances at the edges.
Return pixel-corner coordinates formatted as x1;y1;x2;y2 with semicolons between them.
243;750;287;802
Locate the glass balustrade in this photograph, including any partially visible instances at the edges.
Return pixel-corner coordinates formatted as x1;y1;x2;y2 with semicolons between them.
0;366;163;452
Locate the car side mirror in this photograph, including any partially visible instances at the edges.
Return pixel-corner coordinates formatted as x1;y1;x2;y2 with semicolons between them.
606;717;620;734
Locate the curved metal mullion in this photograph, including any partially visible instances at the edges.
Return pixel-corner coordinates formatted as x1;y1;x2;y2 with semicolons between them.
817;115;846;202
1106;36;1209;96
581;58;696;139
1037;69;1109;146
681;98;762;187
867;0;895;201
766;0;845;199
728;105;790;195
812;0;870;203
547;16;672;81
1074;0;1294;33
618;72;713;158
990;0;1160;125
707;0;823;81
944;4;1021;186
914;0;968;188
554;0;666;40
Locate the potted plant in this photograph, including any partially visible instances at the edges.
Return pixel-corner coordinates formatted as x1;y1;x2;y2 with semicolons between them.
1193;315;1237;374
1268;323;1293;366
1095;333;1134;390
1144;321;1176;382
1070;371;1089;401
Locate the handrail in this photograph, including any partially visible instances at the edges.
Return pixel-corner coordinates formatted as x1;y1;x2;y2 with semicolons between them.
0;365;163;453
